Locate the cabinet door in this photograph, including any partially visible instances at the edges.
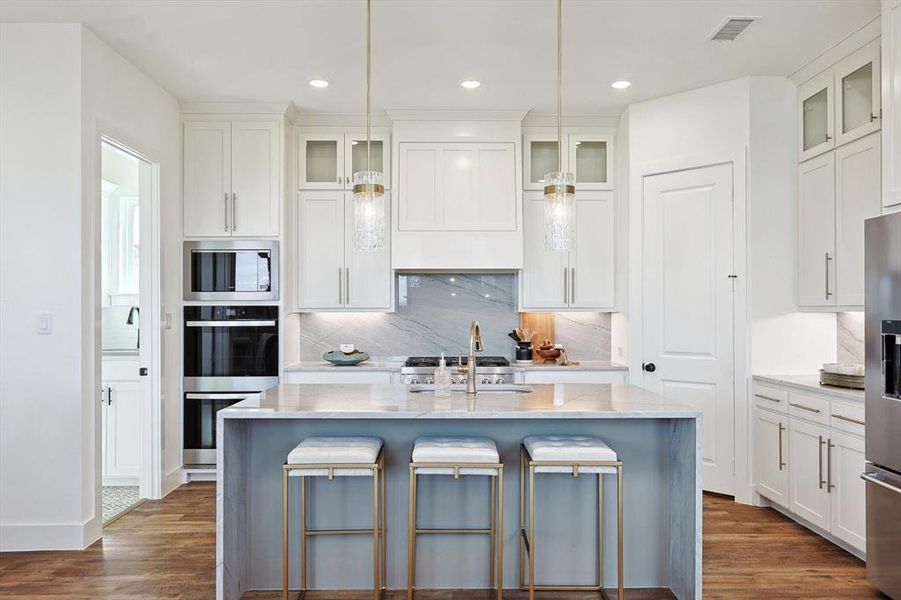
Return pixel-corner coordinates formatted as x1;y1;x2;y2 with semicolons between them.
184;121;231;237
344;193;392;310
570;192;615;309
835;133;882;306
788;418;831;530
298;131;344;189
835;40;882;147
521;195;569;310
523;133;561;191
568;133;614;190
231;122;279;237
799;71;835;162
105;381;141;483
798;153;836;307
754;408;789;507
884;0;901;208
297;191;345;309
829;431;866;552
345;131;390;188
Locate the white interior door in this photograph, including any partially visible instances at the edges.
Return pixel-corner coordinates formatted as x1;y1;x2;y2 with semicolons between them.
642;163;735;494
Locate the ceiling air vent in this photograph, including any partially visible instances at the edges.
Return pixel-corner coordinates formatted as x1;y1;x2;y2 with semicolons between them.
709;17;757;42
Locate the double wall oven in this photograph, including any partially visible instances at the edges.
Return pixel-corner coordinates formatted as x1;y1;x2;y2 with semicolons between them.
183;305;278;465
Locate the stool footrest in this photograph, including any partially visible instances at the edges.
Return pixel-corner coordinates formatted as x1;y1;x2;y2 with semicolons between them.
415;527;490;535
304;528;380;537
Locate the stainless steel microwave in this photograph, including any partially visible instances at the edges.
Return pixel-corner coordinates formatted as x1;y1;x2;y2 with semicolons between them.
183;240;278;301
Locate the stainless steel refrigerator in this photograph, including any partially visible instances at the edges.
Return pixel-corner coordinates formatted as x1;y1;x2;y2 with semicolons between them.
863;211;901;598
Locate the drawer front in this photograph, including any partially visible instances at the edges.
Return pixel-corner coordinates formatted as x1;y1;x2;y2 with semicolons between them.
830;400;866;436
788;391;831;425
753;383;789;413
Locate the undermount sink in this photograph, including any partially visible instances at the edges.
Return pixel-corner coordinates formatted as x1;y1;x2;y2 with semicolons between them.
408;384;533;394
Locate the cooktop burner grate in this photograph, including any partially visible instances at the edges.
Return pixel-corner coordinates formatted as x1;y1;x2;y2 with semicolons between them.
404;356;510;368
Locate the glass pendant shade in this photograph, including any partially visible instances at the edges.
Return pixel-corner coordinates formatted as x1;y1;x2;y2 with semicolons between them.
544;171;575;251
352;169;386;251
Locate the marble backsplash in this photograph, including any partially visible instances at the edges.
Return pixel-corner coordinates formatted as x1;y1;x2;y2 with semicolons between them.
297;273;611;361
836;311;864;365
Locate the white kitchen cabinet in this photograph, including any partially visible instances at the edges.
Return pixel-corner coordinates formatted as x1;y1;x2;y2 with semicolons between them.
834;40;882;147
829;430;867;552
754;407;789;508
834;133;882;305
184;120;280;237
297;129;390;190
883;0;901;208
521;191;615;311
788;417;831;530
798;153;836;307
568;133;614;190
101;380;141;486
799;71;835;162
296;191;391;311
523;133;560;191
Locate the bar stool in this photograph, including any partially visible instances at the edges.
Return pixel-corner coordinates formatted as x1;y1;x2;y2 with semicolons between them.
519;435;623;600
408;436;504;600
282;436;385;600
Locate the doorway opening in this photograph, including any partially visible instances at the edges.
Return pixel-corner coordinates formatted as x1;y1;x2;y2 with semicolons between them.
100;140;152;525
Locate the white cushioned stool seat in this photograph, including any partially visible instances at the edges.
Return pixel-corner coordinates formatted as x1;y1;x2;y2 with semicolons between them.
287;436;382;477
524;435;618;474
412;436;500;476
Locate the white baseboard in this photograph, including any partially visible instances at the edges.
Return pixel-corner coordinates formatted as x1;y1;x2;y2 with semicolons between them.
0;514;101;552
161;466;183;498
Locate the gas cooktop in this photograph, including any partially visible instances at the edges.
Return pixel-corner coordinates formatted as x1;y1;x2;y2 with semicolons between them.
404;356;510;368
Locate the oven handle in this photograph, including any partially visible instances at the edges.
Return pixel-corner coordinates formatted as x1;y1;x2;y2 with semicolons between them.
861;472;901;495
185;320;277;328
185;393;253;400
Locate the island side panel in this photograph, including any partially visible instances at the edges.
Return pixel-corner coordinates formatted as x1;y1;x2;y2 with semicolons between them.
242;417;678;592
668;415;702;599
216;416;248;600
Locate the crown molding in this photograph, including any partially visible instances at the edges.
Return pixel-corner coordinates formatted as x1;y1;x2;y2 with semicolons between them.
522;113;621;128
384;108;530;121
293;111;392;128
789;16;881;85
179;101;294;115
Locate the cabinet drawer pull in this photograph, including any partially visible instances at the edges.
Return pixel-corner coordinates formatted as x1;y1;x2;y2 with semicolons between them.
778;422;786;470
755;394;782;403
224;193;230;231
832;414;865;426
789;402;821;414
827;439;835;493
818;435;826;489
824;253;832;300
231;192;237;232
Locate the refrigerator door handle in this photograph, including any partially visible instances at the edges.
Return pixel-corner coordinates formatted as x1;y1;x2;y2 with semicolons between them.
861;472;901;495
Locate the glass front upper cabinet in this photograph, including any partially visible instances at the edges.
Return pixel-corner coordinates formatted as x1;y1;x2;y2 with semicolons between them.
799;71;835;162
568;134;614;190
298;133;343;189
345;132;390;187
834;40;881;146
523;135;560;191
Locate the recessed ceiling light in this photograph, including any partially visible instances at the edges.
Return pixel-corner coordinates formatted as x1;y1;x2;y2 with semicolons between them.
309;79;330;88
460;80;481;89
611;80;632;89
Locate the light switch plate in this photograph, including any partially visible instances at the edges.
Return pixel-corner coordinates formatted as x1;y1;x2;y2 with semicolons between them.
36;313;52;335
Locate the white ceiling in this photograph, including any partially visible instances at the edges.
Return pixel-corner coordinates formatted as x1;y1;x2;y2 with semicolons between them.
0;0;881;115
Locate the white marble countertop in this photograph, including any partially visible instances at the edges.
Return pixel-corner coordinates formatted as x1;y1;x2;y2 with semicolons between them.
220;383;700;420
753;374;865;402
284;359;628;372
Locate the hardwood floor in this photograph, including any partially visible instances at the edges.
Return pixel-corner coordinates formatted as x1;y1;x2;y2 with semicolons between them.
0;483;881;599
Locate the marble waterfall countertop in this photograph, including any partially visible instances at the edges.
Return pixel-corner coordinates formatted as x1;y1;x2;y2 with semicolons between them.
220;382;699;420
283;359;629;372
753;374;865;402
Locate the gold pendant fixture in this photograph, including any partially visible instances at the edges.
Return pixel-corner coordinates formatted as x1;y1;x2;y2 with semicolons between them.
352;0;385;251
544;0;575;252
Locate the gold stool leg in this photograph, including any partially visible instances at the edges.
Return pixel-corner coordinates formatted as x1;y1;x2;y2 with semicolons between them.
372;467;380;600
598;473;604;595
282;467;289;600
528;464;535;600
407;465;416;600
380;454;387;595
617;465;624;600
497;466;504;600
300;475;307;593
490;475;496;590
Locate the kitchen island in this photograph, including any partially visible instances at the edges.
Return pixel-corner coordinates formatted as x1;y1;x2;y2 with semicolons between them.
216;383;702;599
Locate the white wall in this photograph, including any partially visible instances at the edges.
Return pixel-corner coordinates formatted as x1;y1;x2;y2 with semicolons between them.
0;23;182;551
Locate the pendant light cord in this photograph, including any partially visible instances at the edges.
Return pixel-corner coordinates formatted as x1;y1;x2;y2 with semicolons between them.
557;0;562;172
366;0;372;173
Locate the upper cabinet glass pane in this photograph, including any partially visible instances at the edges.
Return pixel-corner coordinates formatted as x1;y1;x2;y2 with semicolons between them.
841;62;873;133
803;88;829;151
530;141;558;183
575;141;608;183
350;139;384;174
305;140;338;183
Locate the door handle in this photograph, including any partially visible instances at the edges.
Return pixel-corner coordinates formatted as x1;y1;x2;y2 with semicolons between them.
642;363;656;373
824;253;832;300
778;422;786;470
224;193;230;232
231;192;237;232
818;435;826;489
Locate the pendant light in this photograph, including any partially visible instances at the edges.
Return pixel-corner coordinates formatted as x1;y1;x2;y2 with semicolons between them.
544;0;575;252
353;0;385;251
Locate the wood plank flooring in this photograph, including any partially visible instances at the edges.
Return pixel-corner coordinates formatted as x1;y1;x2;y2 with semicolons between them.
0;483;881;599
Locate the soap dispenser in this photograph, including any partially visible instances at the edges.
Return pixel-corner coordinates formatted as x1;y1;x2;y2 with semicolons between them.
434;352;452;398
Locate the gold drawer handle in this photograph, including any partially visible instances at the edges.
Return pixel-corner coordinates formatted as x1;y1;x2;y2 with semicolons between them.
789;402;821;414
832;414;865;426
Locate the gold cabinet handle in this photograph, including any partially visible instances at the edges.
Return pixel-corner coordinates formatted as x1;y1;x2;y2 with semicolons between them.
790;402;821;414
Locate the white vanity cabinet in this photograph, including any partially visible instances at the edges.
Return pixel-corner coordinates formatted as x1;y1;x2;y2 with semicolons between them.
297;129;390;190
752;378;866;556
520;191;614;311
101;357;141;486
296;191;391;311
183;120;280;237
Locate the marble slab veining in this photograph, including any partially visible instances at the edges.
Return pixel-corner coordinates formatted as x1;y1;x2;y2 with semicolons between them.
837;311;865;365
